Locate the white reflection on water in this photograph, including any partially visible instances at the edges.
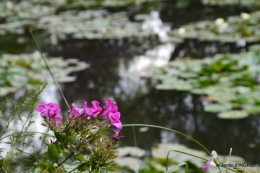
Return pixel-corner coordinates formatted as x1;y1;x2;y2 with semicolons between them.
114;10;174;100
142;11;171;42
117;43;174;100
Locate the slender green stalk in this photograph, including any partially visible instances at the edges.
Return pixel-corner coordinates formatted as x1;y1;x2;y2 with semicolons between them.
165;162;189;173
132;127;137;147
123;124;210;154
165;150;207;171
124;124;242;173
29;30;70;110
0;131;54;141
58;151;74;167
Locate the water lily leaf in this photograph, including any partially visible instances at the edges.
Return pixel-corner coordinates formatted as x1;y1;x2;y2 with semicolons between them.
243;105;260;114
0;52;89;96
205;103;233;113
115;157;149;172
152;143;206;167
218;110;249;119
117;147;146;157
156;78;193;91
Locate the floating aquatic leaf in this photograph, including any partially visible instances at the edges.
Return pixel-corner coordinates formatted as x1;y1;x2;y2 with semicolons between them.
0;0;157;40
149;45;260;118
115;157;149;172
0;52;89;97
156;78;193;91
117;147;146;157
169;10;260;43
204;103;233;112
152;143;207;167
202;0;260;6
218;110;249;119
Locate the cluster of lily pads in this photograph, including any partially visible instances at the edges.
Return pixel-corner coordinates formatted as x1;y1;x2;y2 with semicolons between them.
149;45;260;119
0;0;155;40
0;52;89;96
169;11;260;42
36;10;153;40
202;0;260;6
115;144;253;172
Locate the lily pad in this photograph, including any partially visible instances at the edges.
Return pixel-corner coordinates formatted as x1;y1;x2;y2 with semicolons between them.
169;11;260;43
0;52;89;97
204;103;233;113
149;45;260;117
202;0;260;6
218;110;249;119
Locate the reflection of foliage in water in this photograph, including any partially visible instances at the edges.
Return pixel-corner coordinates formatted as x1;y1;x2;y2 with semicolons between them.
148;45;260;119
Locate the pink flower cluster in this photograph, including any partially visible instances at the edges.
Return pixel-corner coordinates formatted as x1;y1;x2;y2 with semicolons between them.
69;99;123;140
36;102;62;126
36;99;123;140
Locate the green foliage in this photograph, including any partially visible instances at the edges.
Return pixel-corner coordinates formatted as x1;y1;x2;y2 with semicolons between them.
0;0;158;39
202;0;260;6
169;11;260;42
33;115;118;172
0;85;48;172
0;53;89;97
148;45;260;119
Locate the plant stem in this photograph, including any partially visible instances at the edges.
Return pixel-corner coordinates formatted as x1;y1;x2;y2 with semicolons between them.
58;152;74;167
166;149;207;171
123;124;210;154
29;30;70;110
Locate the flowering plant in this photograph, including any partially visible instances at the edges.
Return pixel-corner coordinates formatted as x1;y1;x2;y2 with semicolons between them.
34;98;123;172
201;150;219;171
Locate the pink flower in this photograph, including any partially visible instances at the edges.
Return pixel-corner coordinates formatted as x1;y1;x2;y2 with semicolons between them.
110;118;122;135
54;116;62;126
85;100;102;117
108;111;122;137
201;151;218;171
36;102;60;118
112;133;124;141
101;99;118;119
108;112;120;121
69;102;86;118
36;102;62;126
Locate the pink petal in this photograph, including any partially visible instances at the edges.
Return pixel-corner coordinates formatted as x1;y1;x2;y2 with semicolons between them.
201;164;210;171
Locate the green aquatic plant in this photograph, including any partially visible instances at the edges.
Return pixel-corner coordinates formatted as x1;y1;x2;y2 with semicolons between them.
169;11;260;42
0;0;157;39
148;45;260;119
0;52;89;97
119;124;259;173
202;0;260;6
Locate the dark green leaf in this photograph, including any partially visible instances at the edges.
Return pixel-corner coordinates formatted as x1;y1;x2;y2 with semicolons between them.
47;143;60;163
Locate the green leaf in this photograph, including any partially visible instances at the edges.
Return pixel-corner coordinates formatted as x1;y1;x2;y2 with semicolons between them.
204;103;233;113
243;105;260;114
78;162;89;172
74;154;85;161
3;149;19;165
47;143;60;163
35;161;53;171
55;132;67;143
218;110;249;119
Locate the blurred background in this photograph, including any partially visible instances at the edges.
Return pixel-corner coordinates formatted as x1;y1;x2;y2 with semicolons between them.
1;0;260;170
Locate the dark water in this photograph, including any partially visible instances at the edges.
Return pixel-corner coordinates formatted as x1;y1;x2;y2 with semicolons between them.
1;1;260;164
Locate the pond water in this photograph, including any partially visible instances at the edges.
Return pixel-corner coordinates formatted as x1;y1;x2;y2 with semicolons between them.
1;1;260;164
